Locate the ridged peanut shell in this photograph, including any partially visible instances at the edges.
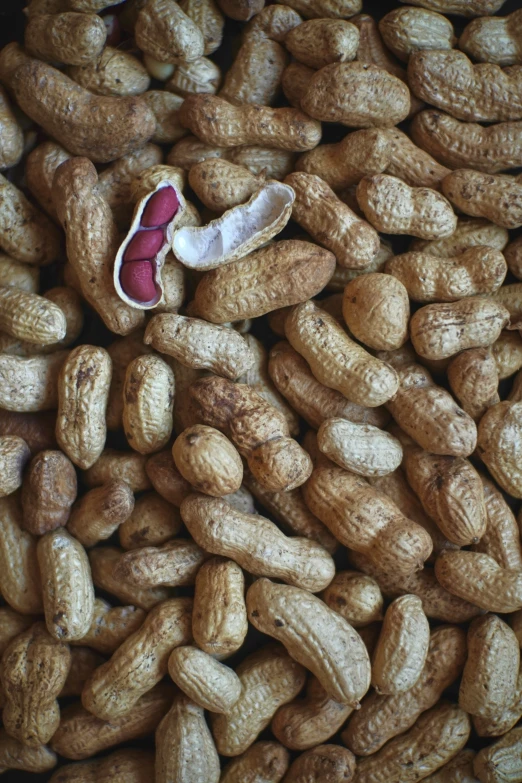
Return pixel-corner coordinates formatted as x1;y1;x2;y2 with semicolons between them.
301;62;410;127
0;436;30;497
384;127;451;190
189;159;266;212
82;449;151;493
89;546;171;611
477;401;522;498
448;347;500;421
193;556;247;656
168;645;241;712
48;749;155;783
474;475;522;570
219;38;287;106
0;494;42;615
220;742;290;783
343;272;409;350
322;570;383;627
181;494;335;592
0;730;56;774
473;726;522;783
122;354;174;455
285;19;359;69
142;453;191;506
173;425;243;496
283;744;356;783
379;7;456;61
435;550;522;613
21;449;77;535
442;169;522;229
0;87;23;171
371;594;429;695
72;598;146;656
460;9;522;66
24;11;106;66
67;480;134;548
135;0;205;64
112;539;206;587
317;417;402;477
68;47;150;97
0;174;60;266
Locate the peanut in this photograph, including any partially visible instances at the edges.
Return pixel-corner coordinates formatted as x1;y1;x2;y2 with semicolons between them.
211;644;306;756
322;571;383;627
189;159;266;211
60;646;105;698
173;425;243;496
473;726;522;783
247;578;371;706
155;693;220;783
0;436;30;497
317;417;402;477
38;528;94;640
343;272;409;350
122;354;174;455
0;253;39;293
181;493;335;591
0;87;23;170
221;742;290;783
0;729;56;774
68;47;150;98
189;375;313;492
50;683;174;760
49;749;155;783
473;475;522;570
89;546;171;610
301;62;410;127
192;555;247;656
67;480;134;548
83;449;151;492
24;11;107;66
21;449;77;535
136;0;205;64
435;550;522;612
119;490;183;549
71;598;146;656
0;494;43;614
285;19;359;69
477;401;522;498
1;621;70;746
448;348;500;421
179;0;224;55
460;9;522;66
422;749;477;783
282;745;356;783
168;645;242;711
379;7;456;61
460;614;520;719
272;677;353;751
383;127;451;190
442;170;522;229
112;539;206;587
0;173;60;266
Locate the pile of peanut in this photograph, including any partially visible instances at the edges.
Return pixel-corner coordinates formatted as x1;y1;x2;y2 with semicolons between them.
1;0;522;780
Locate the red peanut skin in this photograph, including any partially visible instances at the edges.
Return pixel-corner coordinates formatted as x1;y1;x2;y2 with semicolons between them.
141;187;179;228
120;261;156;301
123;229;164;262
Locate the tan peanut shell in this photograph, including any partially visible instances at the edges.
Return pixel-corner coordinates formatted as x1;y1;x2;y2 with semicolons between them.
1;622;70;746
0;730;56;774
56;345;111;469
221;742;290;783
408;50;522;122
286;300;399;407
168;645;241;712
181;494;334;592
189;375;312;492
295;128;391;191
83;449;151;493
412;110;522;173
194;240;335;324
303;442;433;575
505;235;522;280
0;411;57;455
244;472;337;553
350;551;481;623
371;595;429;695
460;9;522;66
192;556;247;656
189;159;266;212
179;94;321;151
25;141;72;221
51;683;173;760
381;128;450;191
0;45;155;163
356;174;457;239
83;597;192;721
317;417;402;477
21;449;77;535
343;272;409;350
460;614;520;719
322;571;383;627
179;0;224;55
68;47;150;98
112;539;206;587
173;425;243;496
105;332;152;432
0;254;39;293
301;62;410;127
473;475;522;570
422;748;477;783
53;158;145;336
473;664;522;738
0;173;60;266
155;694;220;783
272;677;352;751
353;702;470;783
119;491;182;550
410;216;509;257
282;744;355;783
211;644;306;757
144;314;254;380
72;598;145;656
60;646;105;698
247;578;370;706
0;608;34;656
442;170;522;229
0;87;23;170
135;0;205;64
379;7;455;61
386;247;507;302
37;528;94;641
477;401;522;498
0;436;29;498
145;449;191;508
268;341;389;430
220;36;287;107
343;624;467;756
448;348;500;421
378;347;477;457
281;61;315;109
24;11;106;66
0;493;43;615
284;172;379;269
238;333;300;437
90;546;170;611
48;749;155;783
436;550;522;612
473;726;522;783
403;448;487;546
400;0;506;15
122;354;174;455
285;19;359;69
96;145;164;228
67;480;134;548
143;91;185;146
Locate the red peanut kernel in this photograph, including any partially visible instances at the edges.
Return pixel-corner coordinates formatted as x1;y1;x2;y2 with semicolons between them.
123;228;164;262
141;186;180;228
120;261;157;302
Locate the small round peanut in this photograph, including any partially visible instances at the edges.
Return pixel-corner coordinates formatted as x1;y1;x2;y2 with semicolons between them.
173;425;243;497
168;645;242;712
21;449;77;535
322;571;383;628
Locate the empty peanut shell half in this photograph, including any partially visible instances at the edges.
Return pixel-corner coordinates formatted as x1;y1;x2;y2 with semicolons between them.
114;179;186;310
171;180;294;271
